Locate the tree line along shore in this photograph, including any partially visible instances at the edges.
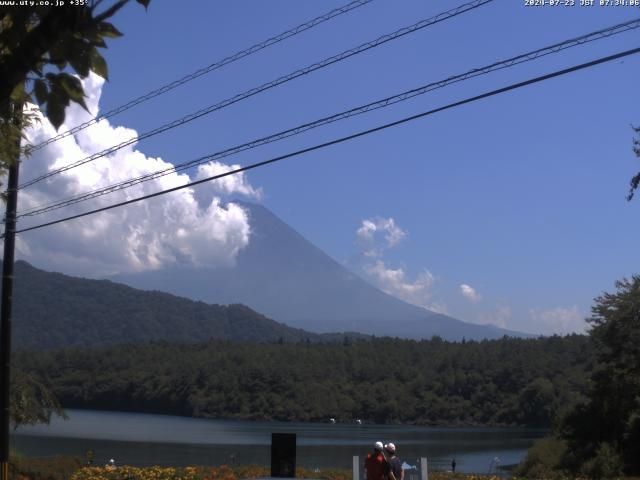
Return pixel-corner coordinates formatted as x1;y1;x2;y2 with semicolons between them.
16;335;590;427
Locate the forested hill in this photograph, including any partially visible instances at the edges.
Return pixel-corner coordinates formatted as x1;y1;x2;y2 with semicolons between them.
17;335;594;427
9;261;357;349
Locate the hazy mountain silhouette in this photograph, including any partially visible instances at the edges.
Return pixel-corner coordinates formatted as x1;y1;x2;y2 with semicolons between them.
115;202;528;340
9;260;361;350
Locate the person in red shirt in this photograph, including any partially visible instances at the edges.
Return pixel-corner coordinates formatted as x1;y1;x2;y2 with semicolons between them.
364;442;387;480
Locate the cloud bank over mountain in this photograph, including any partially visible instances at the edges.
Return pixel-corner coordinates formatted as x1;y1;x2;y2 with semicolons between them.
14;74;258;277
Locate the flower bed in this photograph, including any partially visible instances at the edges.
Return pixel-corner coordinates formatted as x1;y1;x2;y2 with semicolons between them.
69;465;352;480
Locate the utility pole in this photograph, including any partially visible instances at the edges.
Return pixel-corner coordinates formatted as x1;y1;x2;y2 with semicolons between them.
0;103;22;480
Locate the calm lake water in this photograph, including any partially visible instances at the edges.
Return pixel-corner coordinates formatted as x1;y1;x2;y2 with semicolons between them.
12;409;545;474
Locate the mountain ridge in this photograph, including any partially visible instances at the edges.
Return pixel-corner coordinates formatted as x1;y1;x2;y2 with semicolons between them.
9;260;366;350
114;201;530;340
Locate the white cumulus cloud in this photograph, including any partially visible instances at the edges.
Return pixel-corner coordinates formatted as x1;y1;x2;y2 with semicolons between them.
528;306;585;335
459;283;482;302
354;216;446;313
356;217;406;257
194;161;263;203
365;259;443;311
10;73;260;278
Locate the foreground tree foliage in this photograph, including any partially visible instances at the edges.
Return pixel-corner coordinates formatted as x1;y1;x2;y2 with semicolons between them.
9;368;66;427
515;436;568;480
16;335;592;428
559;276;640;477
0;0;149;183
518;276;640;478
0;0;150;427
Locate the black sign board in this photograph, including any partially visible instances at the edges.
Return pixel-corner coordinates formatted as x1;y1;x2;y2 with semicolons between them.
271;433;296;478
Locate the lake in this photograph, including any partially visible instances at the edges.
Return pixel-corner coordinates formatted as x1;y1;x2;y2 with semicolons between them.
12;409;545;474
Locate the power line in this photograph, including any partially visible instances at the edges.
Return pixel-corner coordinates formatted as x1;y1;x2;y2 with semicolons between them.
27;0;375;153
19;0;494;190
17;17;640;219
11;46;640;237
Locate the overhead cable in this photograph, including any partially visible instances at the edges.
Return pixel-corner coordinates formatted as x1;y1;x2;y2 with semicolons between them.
28;0;376;152
19;0;494;189
17;17;640;218
11;46;640;236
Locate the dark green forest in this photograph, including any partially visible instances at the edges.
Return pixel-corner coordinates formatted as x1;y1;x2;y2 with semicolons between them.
10;261;363;349
16;334;592;428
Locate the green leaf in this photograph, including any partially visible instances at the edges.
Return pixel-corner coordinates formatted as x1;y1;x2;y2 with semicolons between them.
10;82;25;102
46;84;71;130
68;45;91;78
57;74;83;101
33;79;48;105
89;47;108;80
58;74;88;112
46;97;66;131
82;22;102;43
98;22;123;38
90;38;107;48
48;40;70;70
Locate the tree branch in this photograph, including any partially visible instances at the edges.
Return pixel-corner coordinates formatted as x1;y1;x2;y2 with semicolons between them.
94;0;129;23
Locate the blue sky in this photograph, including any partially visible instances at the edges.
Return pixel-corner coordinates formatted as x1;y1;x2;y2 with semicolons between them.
19;0;640;335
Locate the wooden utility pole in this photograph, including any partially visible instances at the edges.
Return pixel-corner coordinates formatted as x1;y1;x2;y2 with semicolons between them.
0;104;22;480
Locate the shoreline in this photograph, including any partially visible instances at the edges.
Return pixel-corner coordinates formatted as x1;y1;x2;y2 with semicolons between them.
20;406;552;431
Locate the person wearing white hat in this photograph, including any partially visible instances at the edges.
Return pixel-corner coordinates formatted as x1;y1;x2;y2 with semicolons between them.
364;441;387;480
385;443;403;480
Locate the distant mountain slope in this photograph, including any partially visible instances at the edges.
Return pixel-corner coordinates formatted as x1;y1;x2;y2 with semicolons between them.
9;261;345;350
115;202;528;341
